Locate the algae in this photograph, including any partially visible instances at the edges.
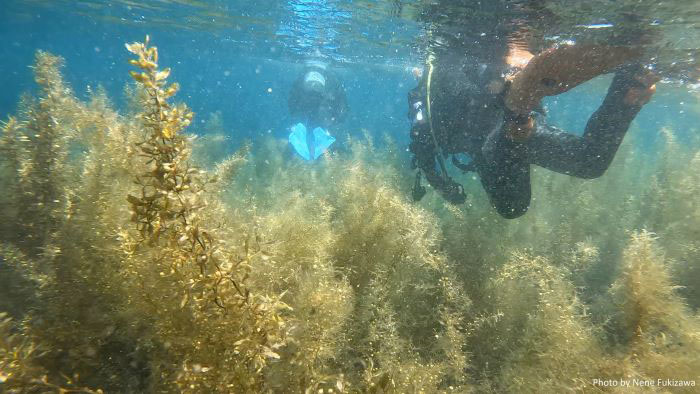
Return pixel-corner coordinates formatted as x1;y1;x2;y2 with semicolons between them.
0;36;698;393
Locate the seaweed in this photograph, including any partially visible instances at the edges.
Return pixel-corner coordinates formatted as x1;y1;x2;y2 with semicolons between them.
478;251;605;393
608;231;700;387
0;34;698;393
120;36;289;392
0;312;102;394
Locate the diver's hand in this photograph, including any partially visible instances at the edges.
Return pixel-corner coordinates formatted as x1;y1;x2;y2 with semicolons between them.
412;171;427;202
503;112;536;142
440;179;466;205
622;68;659;107
606;65;660;110
505;45;643;114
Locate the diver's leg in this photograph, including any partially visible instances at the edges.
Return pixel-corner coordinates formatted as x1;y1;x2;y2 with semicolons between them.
477;140;531;219
527;65;652;178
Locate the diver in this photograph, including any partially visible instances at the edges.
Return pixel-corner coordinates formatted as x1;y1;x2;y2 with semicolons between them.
287;60;348;160
408;40;658;218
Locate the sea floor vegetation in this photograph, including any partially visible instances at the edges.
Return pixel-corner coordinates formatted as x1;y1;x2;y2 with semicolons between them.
0;37;698;393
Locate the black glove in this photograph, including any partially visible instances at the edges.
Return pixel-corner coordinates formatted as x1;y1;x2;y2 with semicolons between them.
412;171;427;202
439;178;467;204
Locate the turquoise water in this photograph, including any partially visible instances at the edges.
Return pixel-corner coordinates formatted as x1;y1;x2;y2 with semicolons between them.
1;1;699;392
1;1;698;147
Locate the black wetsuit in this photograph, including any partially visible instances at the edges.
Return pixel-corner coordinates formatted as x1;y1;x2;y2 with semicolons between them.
288;66;348;131
408;53;647;218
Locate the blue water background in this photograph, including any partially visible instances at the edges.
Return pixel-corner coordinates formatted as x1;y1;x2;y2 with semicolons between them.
0;2;698;159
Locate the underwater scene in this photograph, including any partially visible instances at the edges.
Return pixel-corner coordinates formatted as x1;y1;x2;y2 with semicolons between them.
1;0;699;392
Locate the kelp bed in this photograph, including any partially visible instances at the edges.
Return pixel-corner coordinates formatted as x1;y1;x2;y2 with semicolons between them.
0;37;698;393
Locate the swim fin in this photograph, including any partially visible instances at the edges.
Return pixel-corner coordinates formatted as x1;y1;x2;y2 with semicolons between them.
288;123;335;161
311;127;335;160
289;123;311;160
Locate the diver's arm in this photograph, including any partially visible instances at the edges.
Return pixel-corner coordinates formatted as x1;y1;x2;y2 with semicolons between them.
407;83;442;188
407;83;466;203
526;65;658;178
409;127;443;187
505;45;643;114
409;121;466;203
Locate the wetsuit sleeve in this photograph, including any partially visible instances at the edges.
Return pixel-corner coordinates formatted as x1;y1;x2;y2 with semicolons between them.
409;123;445;188
407;84;466;203
526;65;648;178
408;84;442;186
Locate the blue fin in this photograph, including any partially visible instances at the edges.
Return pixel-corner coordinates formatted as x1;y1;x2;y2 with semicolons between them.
289;123;311;160
311;127;335;159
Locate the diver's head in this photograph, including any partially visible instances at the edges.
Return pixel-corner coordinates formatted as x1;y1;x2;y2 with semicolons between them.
303;70;327;94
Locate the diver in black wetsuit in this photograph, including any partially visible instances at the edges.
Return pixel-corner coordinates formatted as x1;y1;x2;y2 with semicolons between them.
289;61;348;130
408;43;658;219
287;61;348;160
